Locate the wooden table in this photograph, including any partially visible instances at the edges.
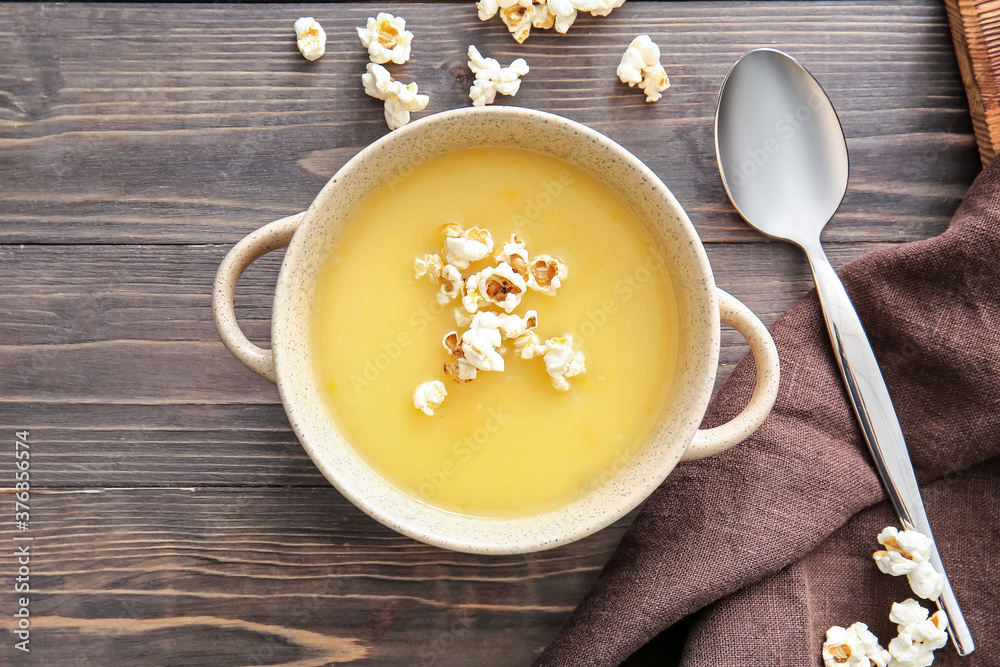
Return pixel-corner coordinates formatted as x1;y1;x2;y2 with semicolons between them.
0;2;982;665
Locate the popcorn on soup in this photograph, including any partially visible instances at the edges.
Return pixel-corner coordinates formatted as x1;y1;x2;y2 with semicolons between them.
309;146;680;517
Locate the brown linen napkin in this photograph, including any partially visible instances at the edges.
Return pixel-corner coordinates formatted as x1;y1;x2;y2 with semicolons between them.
535;156;1000;667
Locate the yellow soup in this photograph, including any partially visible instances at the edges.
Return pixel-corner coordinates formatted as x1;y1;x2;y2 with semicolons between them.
310;147;680;518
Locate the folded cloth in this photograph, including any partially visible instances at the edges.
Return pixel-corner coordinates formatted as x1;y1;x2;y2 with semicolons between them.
535;156;1000;667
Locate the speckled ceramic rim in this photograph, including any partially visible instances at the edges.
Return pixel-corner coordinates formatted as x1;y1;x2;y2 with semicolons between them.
229;106;778;555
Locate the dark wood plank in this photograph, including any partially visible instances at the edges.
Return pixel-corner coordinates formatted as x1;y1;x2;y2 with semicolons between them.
0;2;980;245
0;486;628;666
0;3;980;665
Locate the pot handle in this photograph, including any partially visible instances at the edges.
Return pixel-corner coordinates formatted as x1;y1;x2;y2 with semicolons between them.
212;212;305;383
681;289;780;461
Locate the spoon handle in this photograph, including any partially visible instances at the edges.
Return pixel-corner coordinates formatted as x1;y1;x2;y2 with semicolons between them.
802;239;974;656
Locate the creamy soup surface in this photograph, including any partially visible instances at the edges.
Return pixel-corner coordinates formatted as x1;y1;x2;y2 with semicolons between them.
310;147;680;517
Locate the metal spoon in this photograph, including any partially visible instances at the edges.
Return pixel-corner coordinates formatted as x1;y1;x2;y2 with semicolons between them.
714;48;973;656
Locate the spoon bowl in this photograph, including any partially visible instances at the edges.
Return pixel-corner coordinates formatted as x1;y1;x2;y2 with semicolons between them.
716;48;848;244
715;48;974;656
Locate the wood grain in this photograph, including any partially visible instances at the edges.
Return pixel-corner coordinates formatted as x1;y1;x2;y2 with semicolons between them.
0;2;980;245
0;2;983;665
0;487;631;666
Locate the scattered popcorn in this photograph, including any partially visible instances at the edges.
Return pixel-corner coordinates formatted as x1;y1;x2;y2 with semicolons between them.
442;331;461;356
461;275;485;314
413;380;447;416
460;312;506;373
528;254;567;295
887;600;948;667
413;226;579;403
442;223;495;269
500;3;534;43
442;331;478;383
477;0;626;40
495;233;530;280
578;0;627;17
822;526;956;667
617;35;671;103
357;12;414;65
476;0;519;21
293;17;327;62
438;264;463;304
531;0;557;30
474;262;527;313
414;253;444;283
545;0;578;33
497;310;538;338
362;63;429;130
874;527;934;575
542;336;586;390
468;46;530;107
907;560;945;602
873;527;944;601
822;623;890;667
512;330;545;359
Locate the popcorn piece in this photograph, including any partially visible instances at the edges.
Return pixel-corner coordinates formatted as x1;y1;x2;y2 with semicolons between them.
500;3;535;43
475;262;527;313
575;0;627;17
442;331;477;383
512;330;545;359
822;623;890;667
414;253;444;283
875;527;934;569
497;310;538;339
907;560;945;601
444;357;479;383
357;13;414;65
442;330;461;356
468;46;530;107
477;0;500;21
413;380;447;416
442;223;495;269
362;63;429;130
527;254;567;295
887;599;948;667
531;0;556;29
546;0;578;33
460;312;506;373
617;35;671;103
495;233;530;280
461;276;484;314
477;0;627;40
873;527;943;600
293;17;327;62
542;335;586;390
437;264;463;305
889;599;930;629
477;0;526;21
